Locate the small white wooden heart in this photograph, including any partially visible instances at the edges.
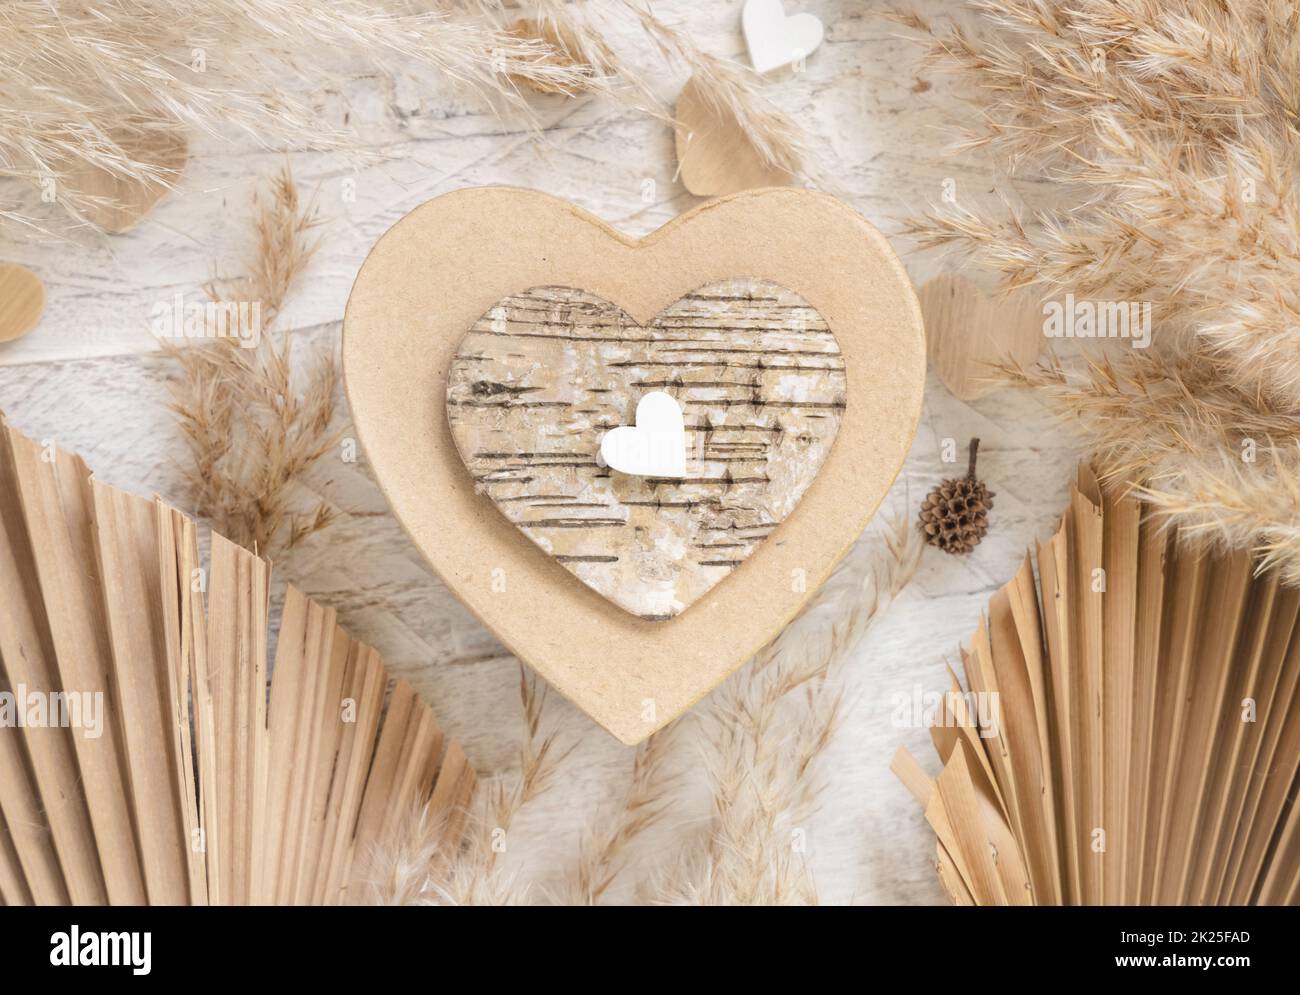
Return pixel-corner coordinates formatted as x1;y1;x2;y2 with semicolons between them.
599;392;687;478
742;0;824;75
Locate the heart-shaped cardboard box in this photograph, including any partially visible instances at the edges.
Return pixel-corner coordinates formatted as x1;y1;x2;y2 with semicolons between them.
343;187;924;744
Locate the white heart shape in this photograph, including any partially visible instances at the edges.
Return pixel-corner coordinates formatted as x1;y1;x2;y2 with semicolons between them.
742;0;824;75
599;391;687;478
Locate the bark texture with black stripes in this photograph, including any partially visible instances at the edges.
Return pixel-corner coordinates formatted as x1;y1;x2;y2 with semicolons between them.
446;279;846;619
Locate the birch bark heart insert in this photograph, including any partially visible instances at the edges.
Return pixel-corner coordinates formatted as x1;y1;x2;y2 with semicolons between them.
446;280;847;620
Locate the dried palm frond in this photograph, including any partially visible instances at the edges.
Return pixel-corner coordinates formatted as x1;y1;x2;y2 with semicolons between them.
164;166;339;556
0;422;472;907
897;465;1300;906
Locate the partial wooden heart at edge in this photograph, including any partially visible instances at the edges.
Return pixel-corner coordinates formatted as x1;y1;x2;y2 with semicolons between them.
919;274;1045;401
0;263;45;344
63;129;188;234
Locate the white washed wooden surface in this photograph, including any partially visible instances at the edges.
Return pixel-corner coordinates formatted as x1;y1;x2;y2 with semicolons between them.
0;0;1079;904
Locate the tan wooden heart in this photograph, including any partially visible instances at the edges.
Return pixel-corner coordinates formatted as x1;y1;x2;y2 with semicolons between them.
63;130;188;234
0;263;45;343
343;187;924;744
919;274;1044;401
445;280;847;620
674;75;794;197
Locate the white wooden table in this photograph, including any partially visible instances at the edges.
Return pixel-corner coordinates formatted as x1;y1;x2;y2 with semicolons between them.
0;0;1080;904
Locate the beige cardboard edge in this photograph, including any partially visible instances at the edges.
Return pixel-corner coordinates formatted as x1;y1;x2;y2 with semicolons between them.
342;186;925;745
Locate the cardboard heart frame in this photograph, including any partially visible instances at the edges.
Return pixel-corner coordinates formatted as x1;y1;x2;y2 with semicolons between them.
343;187;924;745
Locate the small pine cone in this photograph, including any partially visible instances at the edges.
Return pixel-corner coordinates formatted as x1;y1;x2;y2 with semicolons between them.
919;438;994;554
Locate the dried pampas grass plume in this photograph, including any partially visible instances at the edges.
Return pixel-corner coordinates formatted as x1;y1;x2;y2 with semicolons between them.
896;0;1300;397
510;0;815;183
509;0;655;107
557;725;680;906
358;801;463;907
164;166;340;557
367;514;921;906
1005;349;1300;585
895;0;1300;583
650;513;922;905
0;1;607;233
362;666;576;906
1;1;821;233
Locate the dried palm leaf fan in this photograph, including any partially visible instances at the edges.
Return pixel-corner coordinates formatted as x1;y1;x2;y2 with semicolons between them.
894;465;1300;906
0;416;474;905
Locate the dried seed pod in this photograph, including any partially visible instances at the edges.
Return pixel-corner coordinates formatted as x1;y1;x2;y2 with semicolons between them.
919;438;994;554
